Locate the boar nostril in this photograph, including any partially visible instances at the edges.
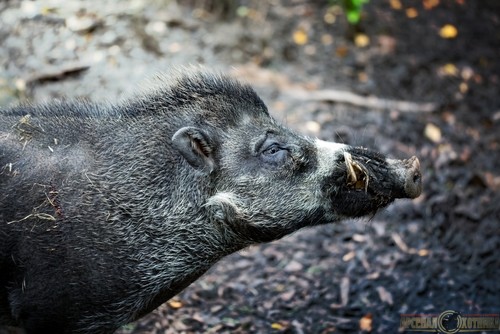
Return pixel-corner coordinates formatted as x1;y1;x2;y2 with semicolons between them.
413;171;421;183
404;157;422;199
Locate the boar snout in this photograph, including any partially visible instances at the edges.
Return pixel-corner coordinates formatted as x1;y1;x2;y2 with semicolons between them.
384;155;422;199
399;156;422;199
342;148;422;200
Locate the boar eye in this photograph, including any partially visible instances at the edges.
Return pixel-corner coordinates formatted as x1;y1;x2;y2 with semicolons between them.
261;142;288;165
263;144;281;155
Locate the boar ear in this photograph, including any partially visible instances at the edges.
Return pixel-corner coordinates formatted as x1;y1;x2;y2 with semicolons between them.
172;127;216;174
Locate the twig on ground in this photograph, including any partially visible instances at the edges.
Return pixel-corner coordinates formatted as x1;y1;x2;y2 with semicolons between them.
25;62;90;85
286;88;439;113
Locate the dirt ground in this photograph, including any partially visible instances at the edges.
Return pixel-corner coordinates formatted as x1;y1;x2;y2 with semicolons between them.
1;0;499;333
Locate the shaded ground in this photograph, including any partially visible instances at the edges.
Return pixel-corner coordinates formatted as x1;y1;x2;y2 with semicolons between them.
1;0;499;333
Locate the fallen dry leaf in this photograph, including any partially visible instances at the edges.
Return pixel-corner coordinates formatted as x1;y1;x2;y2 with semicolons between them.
324;11;336;24
293;29;308;45
440;63;458;76
280;289;295;302
284;260;303;272
354;34;370;48
424;123;442;143
423;0;440;10
418;249;430;256
389;0;402;10
439;24;458;39
358;71;369;82
459;82;468;93
376;286;394;305
359;313;373;332
167;299;183;309
483;172;500;191
342;250;356;262
406;8;418;18
321;34;334;45
271;322;283;330
335;45;349;58
461;66;474;80
377;35;396;54
352;233;368;242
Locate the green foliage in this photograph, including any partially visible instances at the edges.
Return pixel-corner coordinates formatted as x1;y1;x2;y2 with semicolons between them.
331;0;370;24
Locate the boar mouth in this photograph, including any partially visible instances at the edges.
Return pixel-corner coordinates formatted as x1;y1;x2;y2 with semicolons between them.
329;150;422;218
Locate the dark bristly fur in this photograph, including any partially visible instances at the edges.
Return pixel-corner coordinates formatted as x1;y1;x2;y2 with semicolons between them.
0;70;421;334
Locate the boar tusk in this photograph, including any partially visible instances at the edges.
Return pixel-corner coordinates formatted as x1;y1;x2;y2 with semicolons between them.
352;159;369;193
344;152;370;192
344;152;357;184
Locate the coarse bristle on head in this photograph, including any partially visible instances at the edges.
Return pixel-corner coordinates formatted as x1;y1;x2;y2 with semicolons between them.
126;68;270;127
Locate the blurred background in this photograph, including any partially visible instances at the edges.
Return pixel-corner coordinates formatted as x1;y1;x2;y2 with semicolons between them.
1;1;499;333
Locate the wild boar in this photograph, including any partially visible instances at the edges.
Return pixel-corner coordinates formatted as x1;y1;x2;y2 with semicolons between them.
0;71;421;334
